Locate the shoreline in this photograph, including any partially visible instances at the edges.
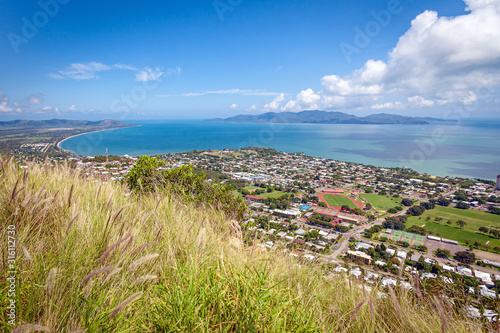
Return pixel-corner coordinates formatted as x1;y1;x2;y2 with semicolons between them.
56;125;140;153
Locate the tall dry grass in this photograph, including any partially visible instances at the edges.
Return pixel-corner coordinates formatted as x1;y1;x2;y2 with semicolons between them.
0;156;488;332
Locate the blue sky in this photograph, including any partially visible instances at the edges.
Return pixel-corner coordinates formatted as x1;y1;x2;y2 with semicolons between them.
1;0;499;120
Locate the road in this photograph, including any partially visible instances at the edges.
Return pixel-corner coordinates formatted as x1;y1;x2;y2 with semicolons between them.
326;208;410;261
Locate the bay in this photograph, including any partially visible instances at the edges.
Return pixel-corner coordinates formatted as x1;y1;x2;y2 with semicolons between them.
60;119;500;180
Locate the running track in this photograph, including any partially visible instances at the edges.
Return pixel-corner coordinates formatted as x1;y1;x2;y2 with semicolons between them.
318;193;364;210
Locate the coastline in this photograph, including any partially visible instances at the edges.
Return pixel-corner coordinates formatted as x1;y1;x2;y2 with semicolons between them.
56;125;141;153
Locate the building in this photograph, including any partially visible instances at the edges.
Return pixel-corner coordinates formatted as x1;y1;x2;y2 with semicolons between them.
245;195;265;203
347;250;372;264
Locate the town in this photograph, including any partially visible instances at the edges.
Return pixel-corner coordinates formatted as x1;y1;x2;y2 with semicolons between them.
15;146;500;320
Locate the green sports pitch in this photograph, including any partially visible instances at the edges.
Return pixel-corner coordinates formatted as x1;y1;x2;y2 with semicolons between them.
322;194;358;208
391;230;426;242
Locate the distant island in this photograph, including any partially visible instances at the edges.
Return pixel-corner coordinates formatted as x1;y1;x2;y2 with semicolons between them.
208;110;449;125
0;119;137;159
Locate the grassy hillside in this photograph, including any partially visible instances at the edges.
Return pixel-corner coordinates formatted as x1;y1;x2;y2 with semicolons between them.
0;156;488;332
406;206;500;248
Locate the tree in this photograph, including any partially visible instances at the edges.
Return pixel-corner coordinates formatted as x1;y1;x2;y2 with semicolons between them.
489;206;500;215
454;251;476;265
415;256;426;271
318;202;327;208
401;198;413;206
408;206;425;216
406;225;427;236
436;196;451;206
420;201;435;210
455;201;470;209
456;220;467;229
416;245;428;253
125;156;247;220
365;203;372;210
383;218;405;230
435;248;451;259
341;205;351;212
479;226;489;233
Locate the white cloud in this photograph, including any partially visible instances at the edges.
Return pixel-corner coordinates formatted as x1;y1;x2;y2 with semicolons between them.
25;93;43;104
263;93;285;111
230;103;238;110
0;94;13;113
371;102;404;110
249;104;257;111
266;0;500;113
49;62;112;80
135;67;164;82
0;101;12;112
281;88;321;111
157;88;278;98
49;63;179;82
114;63;138;71
408;96;435;107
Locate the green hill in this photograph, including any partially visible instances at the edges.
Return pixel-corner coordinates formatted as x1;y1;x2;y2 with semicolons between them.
0;156;487;332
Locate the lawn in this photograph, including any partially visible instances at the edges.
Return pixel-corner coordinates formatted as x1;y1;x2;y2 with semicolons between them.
243;185;264;191
360;193;402;211
243;186;289;199
322;194;358;208
258;190;288;199
406;206;500;248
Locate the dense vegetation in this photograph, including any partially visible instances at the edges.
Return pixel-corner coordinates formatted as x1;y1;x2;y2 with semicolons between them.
0;156;492;332
124;156;247;221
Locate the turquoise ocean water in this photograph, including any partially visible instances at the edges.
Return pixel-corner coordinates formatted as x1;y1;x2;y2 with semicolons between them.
60;119;500;180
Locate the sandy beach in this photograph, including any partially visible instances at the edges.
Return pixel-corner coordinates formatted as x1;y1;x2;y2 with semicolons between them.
56;125;140;153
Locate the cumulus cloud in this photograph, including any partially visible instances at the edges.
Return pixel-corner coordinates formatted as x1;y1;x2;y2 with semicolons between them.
0;91;13;113
263;93;285;111
0;89;81;115
371;102;404;110
281;89;321;111
135;67;164;82
408;96;435;107
265;0;500;113
25;93;43;104
249;104;257;111
230;103;238;110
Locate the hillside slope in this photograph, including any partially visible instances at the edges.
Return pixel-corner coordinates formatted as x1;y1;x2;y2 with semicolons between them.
0;156;486;332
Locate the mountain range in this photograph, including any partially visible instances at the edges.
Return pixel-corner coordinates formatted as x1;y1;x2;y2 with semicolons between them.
0;119;136;129
208;111;449;125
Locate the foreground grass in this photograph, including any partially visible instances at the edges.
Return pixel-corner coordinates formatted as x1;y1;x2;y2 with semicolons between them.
0;156;489;332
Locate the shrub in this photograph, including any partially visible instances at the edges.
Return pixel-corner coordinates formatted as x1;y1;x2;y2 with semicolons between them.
125;156;247;220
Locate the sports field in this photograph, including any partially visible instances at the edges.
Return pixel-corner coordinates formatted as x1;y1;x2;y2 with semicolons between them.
321;194;359;209
381;230;425;246
360;193;402;211
392;230;426;242
258;190;287;199
243;186;288;199
405;206;500;248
